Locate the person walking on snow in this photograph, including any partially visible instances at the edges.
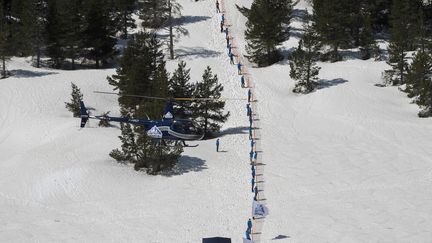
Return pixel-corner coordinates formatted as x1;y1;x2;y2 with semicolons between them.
224;27;229;39
229;52;235;64
237;63;242;74
254;186;258;200
247;89;251;103
220;21;224;32
226;35;230;48
228;44;232;56
221;14;225;24
241;75;245;88
216;138;220;152
216;0;220;13
247;218;253;231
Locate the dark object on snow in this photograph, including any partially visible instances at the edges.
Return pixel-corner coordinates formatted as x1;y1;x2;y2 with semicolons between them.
202;237;232;243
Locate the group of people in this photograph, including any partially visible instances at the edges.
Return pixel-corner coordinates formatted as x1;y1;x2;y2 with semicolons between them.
216;1;260;241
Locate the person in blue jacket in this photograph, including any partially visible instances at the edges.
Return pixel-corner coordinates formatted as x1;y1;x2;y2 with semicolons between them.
247;89;251;103
216;138;220;152
241;75;245;88
229;52;234;64
246;103;251;116
237;63;242;74
251;177;255;192
247;218;253;230
221;14;225;24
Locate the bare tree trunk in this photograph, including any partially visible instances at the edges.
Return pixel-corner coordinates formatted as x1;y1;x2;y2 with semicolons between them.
36;47;41;68
168;0;174;59
1;55;5;78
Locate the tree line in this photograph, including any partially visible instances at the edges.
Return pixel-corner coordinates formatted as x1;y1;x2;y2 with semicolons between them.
0;0;184;77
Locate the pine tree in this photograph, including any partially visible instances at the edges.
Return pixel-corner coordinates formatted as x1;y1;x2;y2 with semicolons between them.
108;32;164;112
45;0;65;68
14;0;47;68
83;0;117;68
109;122;137;162
139;0;168;29
384;0;422;85
243;0;292;66
169;61;194;118
312;0;350;61
108;31;183;174
0;0;13;78
289;25;321;93
65;82;83;117
192;66;230;137
113;0;136;39
61;0;84;70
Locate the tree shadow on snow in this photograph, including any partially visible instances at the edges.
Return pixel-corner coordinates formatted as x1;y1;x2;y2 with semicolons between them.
176;47;221;59
161;155;207;177
11;69;58;78
318;78;348;89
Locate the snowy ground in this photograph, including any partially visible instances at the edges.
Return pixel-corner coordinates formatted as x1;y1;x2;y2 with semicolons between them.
1;0;432;242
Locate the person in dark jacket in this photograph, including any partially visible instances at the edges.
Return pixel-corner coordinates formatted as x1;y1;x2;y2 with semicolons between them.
216;138;220;152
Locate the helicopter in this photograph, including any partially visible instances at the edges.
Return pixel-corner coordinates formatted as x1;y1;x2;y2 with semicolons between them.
80;100;204;147
79;91;245;147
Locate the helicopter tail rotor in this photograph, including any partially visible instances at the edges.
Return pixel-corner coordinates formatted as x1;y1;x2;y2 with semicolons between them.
80;101;89;128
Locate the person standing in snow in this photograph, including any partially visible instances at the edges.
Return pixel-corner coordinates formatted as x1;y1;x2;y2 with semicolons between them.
226;35;230;48
216;0;220;13
241;75;245;88
237;63;242;74
221;14;225;24
220;21;224;32
254;185;258;200
246;103;250;116
247;89;251;103
252;165;255;178
216;138;220;152
251;177;255;192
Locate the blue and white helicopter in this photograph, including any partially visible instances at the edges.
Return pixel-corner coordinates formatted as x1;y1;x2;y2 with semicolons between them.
79;98;204;147
80;91;244;146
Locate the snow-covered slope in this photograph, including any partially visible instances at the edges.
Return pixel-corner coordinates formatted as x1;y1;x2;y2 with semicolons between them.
1;0;432;242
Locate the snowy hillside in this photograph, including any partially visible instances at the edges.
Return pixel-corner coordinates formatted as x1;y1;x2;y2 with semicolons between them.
1;0;432;242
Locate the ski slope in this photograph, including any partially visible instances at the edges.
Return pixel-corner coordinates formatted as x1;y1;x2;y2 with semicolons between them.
1;0;432;242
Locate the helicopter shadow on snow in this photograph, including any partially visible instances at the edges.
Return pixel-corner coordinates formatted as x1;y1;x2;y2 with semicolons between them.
219;126;249;137
175;47;222;59
161;155;207;176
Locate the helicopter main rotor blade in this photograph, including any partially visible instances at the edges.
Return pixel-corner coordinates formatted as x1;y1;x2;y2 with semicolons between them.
93;91;245;101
